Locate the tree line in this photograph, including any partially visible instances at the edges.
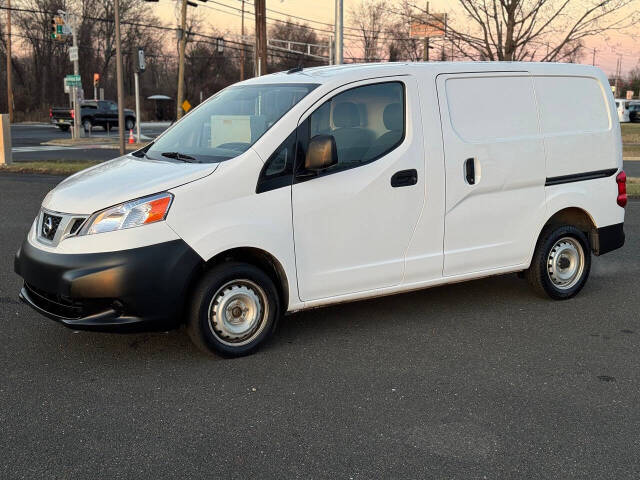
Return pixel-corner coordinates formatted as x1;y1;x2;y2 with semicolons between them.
1;0;638;121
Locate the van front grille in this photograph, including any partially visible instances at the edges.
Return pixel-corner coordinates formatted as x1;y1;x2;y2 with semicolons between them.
41;213;62;240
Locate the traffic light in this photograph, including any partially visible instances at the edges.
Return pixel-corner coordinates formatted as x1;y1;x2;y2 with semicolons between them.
51;17;66;41
93;73;100;87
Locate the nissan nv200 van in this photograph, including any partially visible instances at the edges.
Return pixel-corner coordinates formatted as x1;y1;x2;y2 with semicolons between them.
15;62;627;357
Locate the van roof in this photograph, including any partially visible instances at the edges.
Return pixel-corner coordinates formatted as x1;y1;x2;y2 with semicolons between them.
240;61;606;87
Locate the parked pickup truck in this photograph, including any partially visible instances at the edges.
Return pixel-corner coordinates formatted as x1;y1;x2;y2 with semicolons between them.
50;100;136;133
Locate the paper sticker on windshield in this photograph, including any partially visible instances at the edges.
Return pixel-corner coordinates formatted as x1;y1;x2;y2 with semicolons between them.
210;116;251;148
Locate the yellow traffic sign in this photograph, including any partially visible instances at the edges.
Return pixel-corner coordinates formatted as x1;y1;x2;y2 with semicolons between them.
182;99;191;113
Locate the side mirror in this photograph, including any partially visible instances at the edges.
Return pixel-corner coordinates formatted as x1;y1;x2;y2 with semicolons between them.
305;134;338;171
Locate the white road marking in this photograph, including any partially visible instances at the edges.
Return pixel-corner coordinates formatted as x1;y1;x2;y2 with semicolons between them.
13;145;120;153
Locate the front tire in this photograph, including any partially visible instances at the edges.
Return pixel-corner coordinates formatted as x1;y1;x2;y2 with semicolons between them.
526;225;591;300
83;118;92;133
187;262;281;357
125;117;135;131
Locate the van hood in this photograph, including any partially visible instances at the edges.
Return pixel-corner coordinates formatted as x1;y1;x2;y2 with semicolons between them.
42;155;219;214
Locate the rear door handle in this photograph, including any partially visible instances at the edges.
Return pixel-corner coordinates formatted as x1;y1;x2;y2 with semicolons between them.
391;169;418;188
465;158;476;185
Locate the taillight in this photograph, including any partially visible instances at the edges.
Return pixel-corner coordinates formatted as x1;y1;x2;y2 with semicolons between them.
616;171;627;207
70;109;74;119
49;108;52;118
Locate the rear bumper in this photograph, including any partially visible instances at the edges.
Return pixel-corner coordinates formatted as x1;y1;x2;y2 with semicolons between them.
592;222;625;256
14;238;202;331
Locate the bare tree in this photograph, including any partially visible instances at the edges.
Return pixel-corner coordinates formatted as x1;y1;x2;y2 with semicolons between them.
267;19;325;71
386;0;422;61
409;0;639;62
349;0;388;62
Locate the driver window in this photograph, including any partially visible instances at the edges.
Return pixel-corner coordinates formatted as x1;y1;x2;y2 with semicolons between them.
307;81;405;173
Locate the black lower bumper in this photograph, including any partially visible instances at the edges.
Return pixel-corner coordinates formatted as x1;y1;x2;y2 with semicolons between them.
14;238;202;331
593;222;625;256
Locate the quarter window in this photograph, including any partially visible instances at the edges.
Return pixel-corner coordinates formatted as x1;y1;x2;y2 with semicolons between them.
256;130;297;193
304;81;405;173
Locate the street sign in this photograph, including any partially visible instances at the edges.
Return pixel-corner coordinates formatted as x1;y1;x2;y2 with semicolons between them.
410;13;447;38
182;99;192;113
69;46;78;62
64;74;82;87
627;90;635;100
136;48;146;73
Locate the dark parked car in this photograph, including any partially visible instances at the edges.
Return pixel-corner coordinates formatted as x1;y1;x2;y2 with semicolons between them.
50;100;136;132
629;103;640;123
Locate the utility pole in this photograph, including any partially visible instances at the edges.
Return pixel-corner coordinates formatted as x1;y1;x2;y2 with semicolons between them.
114;0;125;154
614;56;622;99
423;2;430;62
334;0;343;64
6;0;13;123
177;0;188;119
240;0;245;80
70;15;82;139
254;0;267;75
329;35;333;65
134;48;145;143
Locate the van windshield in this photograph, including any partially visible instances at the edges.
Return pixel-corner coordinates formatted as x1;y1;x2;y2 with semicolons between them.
145;83;318;163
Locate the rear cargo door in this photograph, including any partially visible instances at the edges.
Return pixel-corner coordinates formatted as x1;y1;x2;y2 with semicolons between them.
436;72;547;276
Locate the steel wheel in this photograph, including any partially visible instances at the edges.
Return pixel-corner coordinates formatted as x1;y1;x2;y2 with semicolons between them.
547;237;585;290
207;279;269;347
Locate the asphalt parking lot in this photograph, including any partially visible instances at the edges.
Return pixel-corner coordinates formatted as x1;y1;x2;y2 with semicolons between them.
10;123;170;163
1;173;639;479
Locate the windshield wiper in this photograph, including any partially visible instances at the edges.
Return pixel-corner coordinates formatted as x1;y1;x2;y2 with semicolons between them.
160;151;198;163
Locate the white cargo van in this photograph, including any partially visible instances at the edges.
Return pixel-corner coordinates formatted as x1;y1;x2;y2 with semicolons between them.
616;99;631;122
15;62;627;357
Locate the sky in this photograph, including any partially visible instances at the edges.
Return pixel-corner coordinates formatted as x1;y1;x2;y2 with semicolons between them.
150;0;639;77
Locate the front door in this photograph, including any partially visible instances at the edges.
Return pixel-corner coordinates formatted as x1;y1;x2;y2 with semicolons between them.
292;78;425;301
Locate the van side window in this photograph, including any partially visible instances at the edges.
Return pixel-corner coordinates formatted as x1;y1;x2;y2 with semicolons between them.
256;130;297;193
302;81;405;174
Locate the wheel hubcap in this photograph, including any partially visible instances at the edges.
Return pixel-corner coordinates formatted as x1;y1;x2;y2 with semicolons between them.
208;280;268;346
547;237;585;290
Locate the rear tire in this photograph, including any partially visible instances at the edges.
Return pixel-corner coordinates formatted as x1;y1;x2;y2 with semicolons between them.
187;262;281;357
125;117;135;131
83;118;92;133
526;225;591;300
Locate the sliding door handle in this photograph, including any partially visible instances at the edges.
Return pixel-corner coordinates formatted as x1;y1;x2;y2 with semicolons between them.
464;158;476;185
391;169;418;187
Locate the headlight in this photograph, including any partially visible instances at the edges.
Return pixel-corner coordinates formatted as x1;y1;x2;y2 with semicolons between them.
79;192;173;235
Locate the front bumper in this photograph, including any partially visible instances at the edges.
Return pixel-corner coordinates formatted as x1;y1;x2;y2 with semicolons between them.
14;238;202;331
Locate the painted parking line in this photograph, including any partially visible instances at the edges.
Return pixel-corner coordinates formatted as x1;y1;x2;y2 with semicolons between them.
12;145;120;153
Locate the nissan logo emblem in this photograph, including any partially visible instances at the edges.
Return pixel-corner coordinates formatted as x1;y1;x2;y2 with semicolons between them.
43;216;53;236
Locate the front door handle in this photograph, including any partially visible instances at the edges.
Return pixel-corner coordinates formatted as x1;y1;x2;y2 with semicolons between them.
391;169;418;188
465;158;476;185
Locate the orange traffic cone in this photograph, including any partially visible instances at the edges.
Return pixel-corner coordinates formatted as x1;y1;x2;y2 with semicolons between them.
128;129;135;144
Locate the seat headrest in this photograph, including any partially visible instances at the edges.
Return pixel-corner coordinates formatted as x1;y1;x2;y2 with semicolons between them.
333;102;360;128
383;103;403;131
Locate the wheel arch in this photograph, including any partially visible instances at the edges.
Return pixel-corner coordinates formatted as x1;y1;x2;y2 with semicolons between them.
181;246;290;324
531;207;598;262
